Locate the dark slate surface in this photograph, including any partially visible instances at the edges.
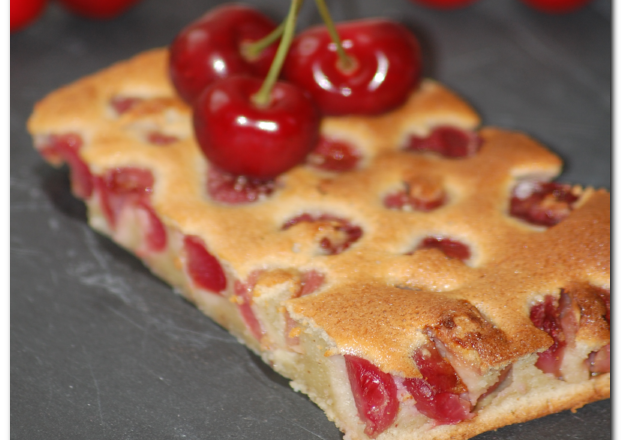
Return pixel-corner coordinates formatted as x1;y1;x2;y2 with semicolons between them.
11;0;611;439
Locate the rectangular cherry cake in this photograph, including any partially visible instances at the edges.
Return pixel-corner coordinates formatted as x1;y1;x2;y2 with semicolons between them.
28;48;610;440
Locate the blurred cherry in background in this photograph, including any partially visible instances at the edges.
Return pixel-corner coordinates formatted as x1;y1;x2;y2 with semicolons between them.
11;0;144;33
11;0;48;32
55;0;142;19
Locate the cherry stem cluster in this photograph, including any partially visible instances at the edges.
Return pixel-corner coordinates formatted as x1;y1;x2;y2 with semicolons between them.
314;0;354;70
244;0;305;59
250;0;353;106
244;22;285;60
252;0;303;106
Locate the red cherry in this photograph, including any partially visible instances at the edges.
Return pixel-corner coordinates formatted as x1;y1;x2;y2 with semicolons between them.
510;181;578;227
184;235;227;294
532;285;610;377
146;131;179;145
135;201;167;253
408;0;479;9
39;133;93;199
403;342;471;425
95;167;153;228
56;0;141;19
285;271;325;347
283;19;422;116
10;0;47;33
207;166;276;204
530;295;565;376
417;237;470;261
234;275;265;341
169;4;279;104
306;137;361;172
519;0;593;13
298;271;325;297
404;380;472;425
344;355;399;437
407;126;482;158
282;213;363;255
383;176;446;212
110;96;143;115
589;344;610;374
102;167;154;195
93;168;167;253
193;76;320;179
411;342;466;395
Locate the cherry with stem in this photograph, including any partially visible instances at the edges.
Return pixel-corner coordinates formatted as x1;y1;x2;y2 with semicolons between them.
243;22;285;60
169;4;280;104
252;0;303;106
193;0;320;180
243;0;304;60
284;0;422;115
313;0;355;71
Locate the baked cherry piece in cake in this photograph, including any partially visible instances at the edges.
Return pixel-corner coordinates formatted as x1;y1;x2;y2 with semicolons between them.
29;47;609;440
307;136;361;172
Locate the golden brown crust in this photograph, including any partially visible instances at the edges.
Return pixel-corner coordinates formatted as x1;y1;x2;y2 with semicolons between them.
409;371;610;440
28;48;610;440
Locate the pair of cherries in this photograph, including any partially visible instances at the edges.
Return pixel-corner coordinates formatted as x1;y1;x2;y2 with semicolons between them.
169;3;422;180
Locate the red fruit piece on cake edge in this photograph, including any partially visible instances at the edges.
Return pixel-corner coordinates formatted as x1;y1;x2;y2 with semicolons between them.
345;355;399;437
404;342;473;425
184;235;227;294
39;133;93;199
94;167;167;253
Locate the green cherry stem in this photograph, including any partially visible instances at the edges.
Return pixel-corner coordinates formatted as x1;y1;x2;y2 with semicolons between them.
244;0;305;59
314;0;354;71
243;23;284;60
252;0;303;107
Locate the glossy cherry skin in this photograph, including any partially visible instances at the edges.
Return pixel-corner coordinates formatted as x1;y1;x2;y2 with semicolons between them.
169;4;278;104
519;0;593;13
193;76;320;179
283;19;422;116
